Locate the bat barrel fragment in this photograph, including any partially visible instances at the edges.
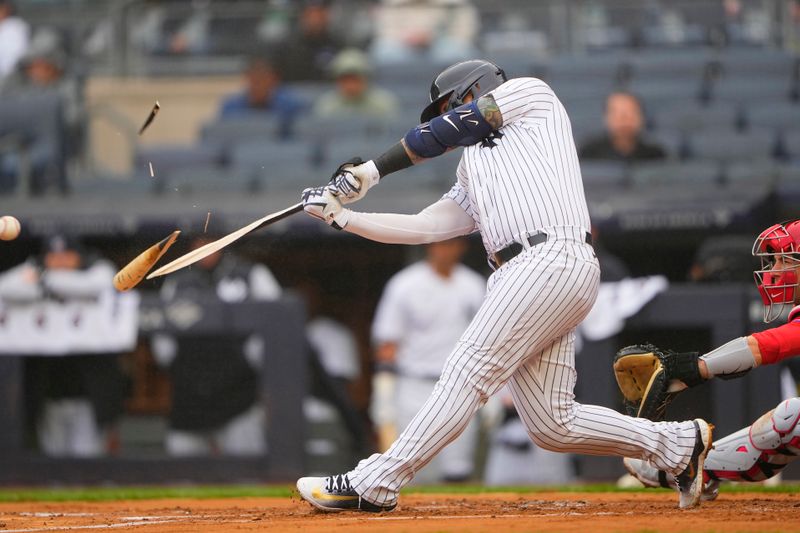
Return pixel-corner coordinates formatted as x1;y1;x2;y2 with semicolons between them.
113;230;180;291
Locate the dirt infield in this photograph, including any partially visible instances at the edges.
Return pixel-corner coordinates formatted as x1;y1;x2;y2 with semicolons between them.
0;491;798;533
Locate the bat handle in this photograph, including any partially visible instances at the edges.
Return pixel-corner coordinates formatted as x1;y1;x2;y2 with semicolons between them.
254;202;304;232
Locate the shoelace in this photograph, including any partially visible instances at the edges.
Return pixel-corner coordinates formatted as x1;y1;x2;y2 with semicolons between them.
325;474;353;494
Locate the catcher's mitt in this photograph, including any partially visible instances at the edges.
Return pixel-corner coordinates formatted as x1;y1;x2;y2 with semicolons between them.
613;344;704;421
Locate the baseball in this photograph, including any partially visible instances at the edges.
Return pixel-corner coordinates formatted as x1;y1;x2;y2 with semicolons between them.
0;216;20;241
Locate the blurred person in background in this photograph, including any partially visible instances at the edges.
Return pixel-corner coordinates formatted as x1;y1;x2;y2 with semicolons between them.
152;234;281;456
2;28;85;188
370;238;485;483
579;92;666;162
312;48;399;120
0;235;125;457
370;0;479;65
276;0;344;82
218;54;305;136
0;0;29;82
688;235;759;283
300;280;370;457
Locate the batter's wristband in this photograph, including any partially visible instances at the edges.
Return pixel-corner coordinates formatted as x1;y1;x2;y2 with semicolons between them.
374;142;413;178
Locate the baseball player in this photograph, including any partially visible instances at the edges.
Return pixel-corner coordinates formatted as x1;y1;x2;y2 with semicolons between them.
297;59;712;511
371;238;485;483
616;220;800;498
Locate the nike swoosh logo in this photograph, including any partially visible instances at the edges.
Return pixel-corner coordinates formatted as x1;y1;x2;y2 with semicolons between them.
442;114;459;131
311;488;359;502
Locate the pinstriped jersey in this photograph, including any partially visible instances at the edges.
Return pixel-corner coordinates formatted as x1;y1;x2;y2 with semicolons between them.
444;77;591;254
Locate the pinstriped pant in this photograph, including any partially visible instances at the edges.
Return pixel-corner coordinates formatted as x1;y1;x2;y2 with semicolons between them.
350;238;697;507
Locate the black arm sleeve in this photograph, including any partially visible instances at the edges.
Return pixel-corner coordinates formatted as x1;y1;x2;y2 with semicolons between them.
373;141;414;178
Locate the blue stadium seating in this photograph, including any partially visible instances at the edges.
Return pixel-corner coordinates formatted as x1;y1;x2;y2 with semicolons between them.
134;144;223;181
688;128;777;161
651;102;741;133
630;160;721;186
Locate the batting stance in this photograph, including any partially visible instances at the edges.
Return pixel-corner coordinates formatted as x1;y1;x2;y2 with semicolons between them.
297;60;712;511
617;220;800;498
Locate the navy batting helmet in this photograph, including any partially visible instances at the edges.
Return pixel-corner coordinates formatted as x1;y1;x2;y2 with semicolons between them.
420;59;507;123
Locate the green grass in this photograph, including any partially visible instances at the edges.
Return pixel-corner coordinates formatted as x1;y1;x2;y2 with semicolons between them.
0;482;795;503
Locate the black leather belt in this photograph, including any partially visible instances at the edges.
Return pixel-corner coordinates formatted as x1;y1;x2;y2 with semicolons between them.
491;231;592;268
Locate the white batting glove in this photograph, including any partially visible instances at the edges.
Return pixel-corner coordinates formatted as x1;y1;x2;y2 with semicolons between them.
328;158;380;205
301;186;350;230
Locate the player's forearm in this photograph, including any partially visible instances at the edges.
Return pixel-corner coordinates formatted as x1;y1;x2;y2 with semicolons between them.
372;95;501;179
698;336;760;379
343;199;474;245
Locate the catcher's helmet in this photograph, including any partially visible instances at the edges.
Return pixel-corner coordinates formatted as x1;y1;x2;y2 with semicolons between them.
420;59;507;123
752;220;800;322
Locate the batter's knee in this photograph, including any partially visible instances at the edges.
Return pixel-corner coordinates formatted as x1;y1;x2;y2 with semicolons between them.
520;399;580;452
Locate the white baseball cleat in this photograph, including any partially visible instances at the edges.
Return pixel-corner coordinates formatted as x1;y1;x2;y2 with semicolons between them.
623;457;719;501
296;473;396;513
675;419;714;509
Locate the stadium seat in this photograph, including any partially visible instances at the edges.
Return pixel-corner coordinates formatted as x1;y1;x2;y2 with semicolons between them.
627;79;706;107
628;49;712;81
745;102;800;132
629;159;721;186
716;49;796;78
133;144;223;181
543;52;630;84
778;130;800;160
201;116;287;152
166;165;259;194
723;160;778;184
711;76;796;105
688;128;777;162
294;115;399;143
580;160;628;187
651;102;741;133
639;25;707;48
229;139;314;179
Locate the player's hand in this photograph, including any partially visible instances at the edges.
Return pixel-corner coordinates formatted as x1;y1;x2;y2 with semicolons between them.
301;186;350;230
328;157;380;205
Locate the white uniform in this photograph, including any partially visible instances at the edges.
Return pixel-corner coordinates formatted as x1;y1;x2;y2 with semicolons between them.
372;260;485;481
347;77;700;508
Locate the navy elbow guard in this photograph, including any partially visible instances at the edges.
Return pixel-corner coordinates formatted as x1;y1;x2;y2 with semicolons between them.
403;101;495;158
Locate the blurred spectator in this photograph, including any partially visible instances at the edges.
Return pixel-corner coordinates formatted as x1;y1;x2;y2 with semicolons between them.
6;29;85;156
0;28;80;195
300;280;370;456
579;92;666;162
0;0;29;82
218;54;305;135
276;0;344;82
370;0;479;65
312;48;399;119
371;238;484;483
152;235;281;457
0;235;125;457
688;235;759;283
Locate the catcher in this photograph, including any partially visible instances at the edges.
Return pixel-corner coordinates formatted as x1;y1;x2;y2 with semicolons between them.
616;220;800;498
